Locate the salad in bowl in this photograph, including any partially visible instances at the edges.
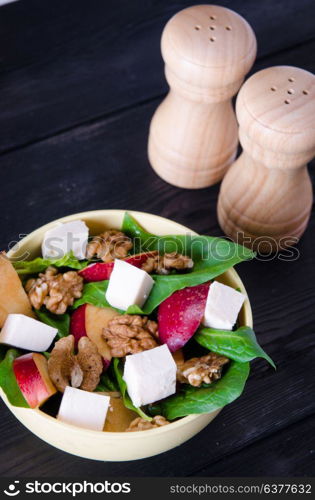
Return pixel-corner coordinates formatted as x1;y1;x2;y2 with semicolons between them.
0;210;274;460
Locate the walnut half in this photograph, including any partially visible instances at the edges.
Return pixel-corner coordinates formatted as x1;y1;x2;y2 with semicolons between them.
126;415;169;432
177;352;229;387
25;266;83;315
48;335;103;392
86;230;133;262
141;252;194;275
103;314;159;357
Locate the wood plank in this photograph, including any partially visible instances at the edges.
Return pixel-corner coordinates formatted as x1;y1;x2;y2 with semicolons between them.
0;37;314;254
1;0;315;152
194;414;315;477
1;326;314;476
0;39;314;476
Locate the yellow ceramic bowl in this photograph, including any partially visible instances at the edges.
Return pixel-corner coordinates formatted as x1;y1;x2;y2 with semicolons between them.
1;210;252;461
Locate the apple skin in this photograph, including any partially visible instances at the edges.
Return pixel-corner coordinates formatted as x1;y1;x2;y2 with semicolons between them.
79;251;158;282
158;282;210;352
13;353;57;408
78;262;112;282
69;304;87;347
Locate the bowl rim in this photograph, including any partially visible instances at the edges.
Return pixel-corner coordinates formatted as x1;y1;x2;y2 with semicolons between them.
5;209;253;437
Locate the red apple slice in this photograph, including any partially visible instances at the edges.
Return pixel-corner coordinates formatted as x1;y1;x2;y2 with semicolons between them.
13;353;57;408
69;304;87;347
78;262;112;282
158;282;210;352
79;251;158;282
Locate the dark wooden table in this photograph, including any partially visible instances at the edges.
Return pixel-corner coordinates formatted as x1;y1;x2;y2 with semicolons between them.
0;0;314;477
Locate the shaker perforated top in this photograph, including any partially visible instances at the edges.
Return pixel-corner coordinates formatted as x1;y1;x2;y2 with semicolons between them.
236;66;315;155
162;5;256;70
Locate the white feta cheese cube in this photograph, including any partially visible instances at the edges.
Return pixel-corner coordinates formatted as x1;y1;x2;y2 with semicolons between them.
105;259;154;311
57;386;110;431
0;313;58;351
203;281;246;330
123;344;176;407
42;220;89;260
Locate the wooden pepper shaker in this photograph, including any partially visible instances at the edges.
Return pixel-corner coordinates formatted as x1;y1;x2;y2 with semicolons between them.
217;66;315;252
148;5;256;188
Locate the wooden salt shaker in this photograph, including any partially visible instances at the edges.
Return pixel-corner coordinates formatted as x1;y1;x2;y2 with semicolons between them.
148;5;256;188
217;66;315;252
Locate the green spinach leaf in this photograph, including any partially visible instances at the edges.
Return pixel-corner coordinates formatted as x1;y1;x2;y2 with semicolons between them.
95;370;120;392
73;280;116;311
195;326;275;368
13;251;87;275
0;349;30;408
112;358;152;421
122;213;255;269
74;213;255;314
150;361;249;420
73;268;249;316
74;255;255;317
35;308;70;340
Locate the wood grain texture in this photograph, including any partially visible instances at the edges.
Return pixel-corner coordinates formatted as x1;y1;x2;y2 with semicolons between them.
0;0;315;152
218;66;315;251
1;327;314;476
148;5;256;187
195;414;315;477
0;102;314;476
0;1;314;477
1;38;314;254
